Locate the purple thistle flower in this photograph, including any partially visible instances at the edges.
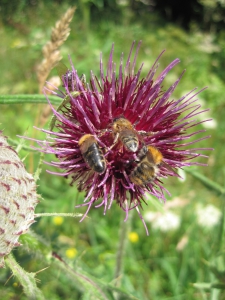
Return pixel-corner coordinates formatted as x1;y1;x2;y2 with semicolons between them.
29;41;211;235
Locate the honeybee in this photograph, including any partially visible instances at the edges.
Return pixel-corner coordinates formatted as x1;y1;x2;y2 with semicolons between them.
78;134;106;174
110;117;139;152
130;145;163;185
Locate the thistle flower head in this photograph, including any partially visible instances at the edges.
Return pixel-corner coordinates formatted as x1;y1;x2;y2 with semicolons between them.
30;42;210;235
0;132;38;267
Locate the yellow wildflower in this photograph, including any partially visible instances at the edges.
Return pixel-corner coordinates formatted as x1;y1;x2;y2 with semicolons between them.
53;216;64;226
66;247;77;259
128;232;139;243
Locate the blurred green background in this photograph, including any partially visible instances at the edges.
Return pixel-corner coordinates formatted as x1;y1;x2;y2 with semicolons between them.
0;0;225;299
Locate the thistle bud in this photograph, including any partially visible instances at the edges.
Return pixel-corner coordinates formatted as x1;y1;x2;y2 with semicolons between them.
0;132;38;267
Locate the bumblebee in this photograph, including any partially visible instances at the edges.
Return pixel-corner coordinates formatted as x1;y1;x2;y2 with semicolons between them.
111;117;139;152
78;134;106;174
130;145;163;185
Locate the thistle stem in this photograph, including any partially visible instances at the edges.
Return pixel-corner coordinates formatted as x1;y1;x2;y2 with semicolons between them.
216;197;225;253
35;212;84;218
0;94;61;105
114;209;133;288
5;254;45;300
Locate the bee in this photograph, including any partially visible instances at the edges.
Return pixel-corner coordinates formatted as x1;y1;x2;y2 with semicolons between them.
56;61;73;91
49;62;86;131
130;145;163;185
110;117;139;152
78;134;106;174
56;61;86;91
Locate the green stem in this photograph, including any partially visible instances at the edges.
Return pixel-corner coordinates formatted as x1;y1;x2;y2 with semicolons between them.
114;209;133;289
0;94;61;105
78;0;90;32
34;152;44;182
216;198;225;253
52;252;109;300
8;137;38;152
5;254;45;300
35;212;84;218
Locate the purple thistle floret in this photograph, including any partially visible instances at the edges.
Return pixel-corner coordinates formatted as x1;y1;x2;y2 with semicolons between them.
31;41;211;235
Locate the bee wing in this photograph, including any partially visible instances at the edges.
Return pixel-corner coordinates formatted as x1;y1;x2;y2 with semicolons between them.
56;61;69;78
161;161;179;177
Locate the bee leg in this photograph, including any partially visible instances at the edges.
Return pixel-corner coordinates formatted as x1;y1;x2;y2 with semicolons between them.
49;92;80;131
97;129;119;152
138;130;155;137
138;130;147;135
97;128;110;137
108;132;120;151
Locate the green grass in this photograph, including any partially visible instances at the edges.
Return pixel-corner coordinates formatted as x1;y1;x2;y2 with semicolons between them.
0;2;225;299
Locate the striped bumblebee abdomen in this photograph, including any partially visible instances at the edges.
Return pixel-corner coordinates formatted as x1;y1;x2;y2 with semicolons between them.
130;161;156;186
79;134;106;174
130;146;163;186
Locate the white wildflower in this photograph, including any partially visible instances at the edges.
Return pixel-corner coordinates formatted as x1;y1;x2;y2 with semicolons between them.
144;210;181;232
196;204;222;229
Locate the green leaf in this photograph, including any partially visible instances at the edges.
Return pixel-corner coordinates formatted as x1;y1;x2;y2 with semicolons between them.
185;168;225;195
193;282;225;290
